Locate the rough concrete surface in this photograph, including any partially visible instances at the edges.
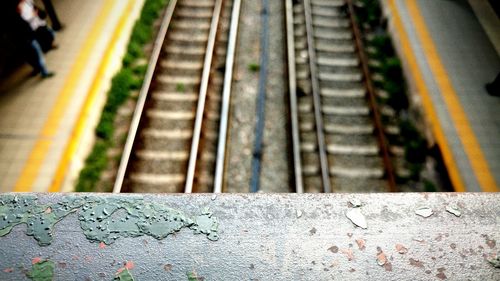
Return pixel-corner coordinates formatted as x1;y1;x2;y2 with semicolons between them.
1;193;498;280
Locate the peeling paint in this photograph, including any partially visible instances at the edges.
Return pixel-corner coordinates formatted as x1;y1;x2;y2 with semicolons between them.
396;243;408;254
409;258;424;268
341;249;354;261
0;195;219;246
0;195;84;246
346;208;367;229
376;248;387;266
296;210;303;218
415;206;433;218
436;271;447;280
349;198;362;208
309;227;317;235
445;205;461;217
482;234;496;249
27;259;55;281
187;270;204;280
328;246;339;253
376;249;393;272
115;268;134;281
355;239;366;251
488;255;500;268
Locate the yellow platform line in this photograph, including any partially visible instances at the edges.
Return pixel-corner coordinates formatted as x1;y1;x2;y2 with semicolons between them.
408;0;498;192
49;0;135;192
387;0;467;192
13;0;119;192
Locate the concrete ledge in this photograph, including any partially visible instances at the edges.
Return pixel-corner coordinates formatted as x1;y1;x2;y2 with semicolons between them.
0;193;498;279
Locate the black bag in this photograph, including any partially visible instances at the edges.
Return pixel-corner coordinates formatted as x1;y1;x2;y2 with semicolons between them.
34;25;54;53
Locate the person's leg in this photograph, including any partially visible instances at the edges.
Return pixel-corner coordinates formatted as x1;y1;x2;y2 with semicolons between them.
41;0;62;31
35;26;57;52
31;39;54;77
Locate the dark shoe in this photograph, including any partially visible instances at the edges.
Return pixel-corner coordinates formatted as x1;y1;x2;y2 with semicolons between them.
53;24;64;32
30;69;41;77
41;72;55;78
486;83;498;96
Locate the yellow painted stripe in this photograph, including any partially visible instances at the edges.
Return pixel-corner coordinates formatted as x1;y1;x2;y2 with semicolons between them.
13;0;118;192
49;0;136;192
387;0;467;192
407;0;498;192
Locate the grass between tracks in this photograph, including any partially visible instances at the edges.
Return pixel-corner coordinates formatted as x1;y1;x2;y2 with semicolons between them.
75;0;168;192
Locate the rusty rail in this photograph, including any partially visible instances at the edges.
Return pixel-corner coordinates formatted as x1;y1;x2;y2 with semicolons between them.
346;0;398;192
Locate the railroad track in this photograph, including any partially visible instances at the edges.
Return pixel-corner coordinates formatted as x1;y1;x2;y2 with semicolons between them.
113;0;241;193
287;0;398;193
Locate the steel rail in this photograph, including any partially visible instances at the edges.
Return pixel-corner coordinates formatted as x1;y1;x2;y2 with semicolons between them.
303;0;332;193
285;0;304;193
346;0;398;192
184;0;224;193
213;0;242;193
113;0;178;193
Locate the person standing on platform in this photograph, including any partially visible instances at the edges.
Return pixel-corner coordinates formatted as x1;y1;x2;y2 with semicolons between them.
18;0;58;52
15;0;56;78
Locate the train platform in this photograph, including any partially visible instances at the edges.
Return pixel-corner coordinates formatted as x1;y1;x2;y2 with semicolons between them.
0;0;144;193
386;0;500;192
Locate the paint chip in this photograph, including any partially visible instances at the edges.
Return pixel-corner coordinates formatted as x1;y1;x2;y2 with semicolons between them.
124;261;134;270
376;252;387;266
415;206;433;218
27;260;55;281
296;210;303;218
349;198;362;208
328;246;339;253
488;256;500;268
187;270;204;281
115;267;134;281
341;249;354;261
436;272;447;280
309;227;317;235
355;239;366;251
346;208;367;229
0;195;219;246
396;243;408;254
409;258;424;268
445;205;461;217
